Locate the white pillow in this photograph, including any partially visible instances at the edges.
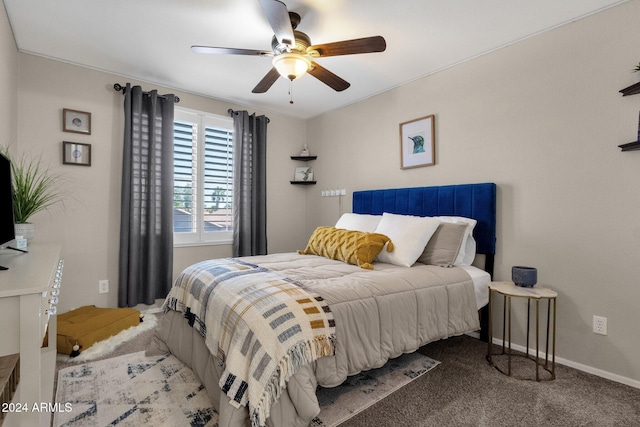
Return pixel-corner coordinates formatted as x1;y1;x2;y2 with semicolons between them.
436;216;477;265
374;213;441;267
335;213;381;232
463;235;477;265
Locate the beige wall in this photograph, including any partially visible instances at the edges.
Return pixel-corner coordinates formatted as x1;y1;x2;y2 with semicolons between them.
0;2;18;147
306;1;640;384
14;54;307;314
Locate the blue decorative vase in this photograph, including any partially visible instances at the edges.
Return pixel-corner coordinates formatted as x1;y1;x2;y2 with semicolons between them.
512;266;537;287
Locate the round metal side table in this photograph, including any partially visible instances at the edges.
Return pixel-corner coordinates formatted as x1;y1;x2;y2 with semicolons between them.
486;281;557;381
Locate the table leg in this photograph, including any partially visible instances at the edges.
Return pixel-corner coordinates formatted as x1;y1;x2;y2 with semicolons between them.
526;299;531;358
507;295;512;376
545;298;551;368
552;298;556;378
535;299;540;382
487;289;493;363
502;293;506;354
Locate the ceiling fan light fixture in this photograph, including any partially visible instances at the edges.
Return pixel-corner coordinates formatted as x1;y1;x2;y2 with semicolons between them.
273;53;311;80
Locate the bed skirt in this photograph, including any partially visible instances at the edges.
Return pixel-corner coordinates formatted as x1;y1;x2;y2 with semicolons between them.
147;310;319;427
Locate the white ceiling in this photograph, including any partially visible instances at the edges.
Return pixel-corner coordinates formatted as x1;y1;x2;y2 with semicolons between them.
3;0;627;119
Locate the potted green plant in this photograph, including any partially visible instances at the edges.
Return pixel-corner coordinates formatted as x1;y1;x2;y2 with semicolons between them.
1;146;64;241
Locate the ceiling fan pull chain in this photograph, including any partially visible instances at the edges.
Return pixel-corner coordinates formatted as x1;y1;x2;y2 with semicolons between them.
289;79;294;104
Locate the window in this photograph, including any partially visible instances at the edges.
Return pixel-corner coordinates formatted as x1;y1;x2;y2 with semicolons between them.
173;108;234;246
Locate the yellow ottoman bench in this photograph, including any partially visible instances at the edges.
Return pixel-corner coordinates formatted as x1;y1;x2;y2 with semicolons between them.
57;305;142;357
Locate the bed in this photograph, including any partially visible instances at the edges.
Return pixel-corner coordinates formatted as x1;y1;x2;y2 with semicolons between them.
147;182;497;427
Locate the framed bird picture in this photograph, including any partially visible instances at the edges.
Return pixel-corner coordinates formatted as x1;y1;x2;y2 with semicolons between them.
399;115;435;169
294;166;314;182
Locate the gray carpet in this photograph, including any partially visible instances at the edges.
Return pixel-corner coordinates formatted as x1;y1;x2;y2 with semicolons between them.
55;318;640;426
341;336;640;427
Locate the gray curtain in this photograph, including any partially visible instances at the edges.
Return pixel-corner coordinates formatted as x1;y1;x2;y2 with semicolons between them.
118;84;175;307
231;110;268;257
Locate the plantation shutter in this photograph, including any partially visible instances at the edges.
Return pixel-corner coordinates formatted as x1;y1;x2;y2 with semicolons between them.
173;120;195;233
172;111;234;243
203;125;233;233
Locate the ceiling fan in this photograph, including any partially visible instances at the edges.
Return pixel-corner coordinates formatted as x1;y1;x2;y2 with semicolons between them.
191;0;386;97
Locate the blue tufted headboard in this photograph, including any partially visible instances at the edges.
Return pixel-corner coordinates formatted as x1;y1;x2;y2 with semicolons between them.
353;183;497;274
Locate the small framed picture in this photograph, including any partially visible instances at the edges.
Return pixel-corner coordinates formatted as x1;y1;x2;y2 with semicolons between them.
63;108;91;134
63;141;92;166
399;115;435;169
294;166;314;182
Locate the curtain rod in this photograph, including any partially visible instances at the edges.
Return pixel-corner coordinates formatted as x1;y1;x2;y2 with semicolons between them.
113;83;180;103
227;108;270;123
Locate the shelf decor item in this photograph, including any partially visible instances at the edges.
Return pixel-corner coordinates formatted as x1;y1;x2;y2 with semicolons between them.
294;166;313;182
63;108;91;135
512;266;537;288
399;115;435;169
63;141;92;166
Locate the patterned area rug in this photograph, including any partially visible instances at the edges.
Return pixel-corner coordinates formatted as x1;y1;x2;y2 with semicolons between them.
312;352;440;426
54;352;216;427
53;351;439;427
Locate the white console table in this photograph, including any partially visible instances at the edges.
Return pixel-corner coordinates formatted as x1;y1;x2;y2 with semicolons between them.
0;244;62;427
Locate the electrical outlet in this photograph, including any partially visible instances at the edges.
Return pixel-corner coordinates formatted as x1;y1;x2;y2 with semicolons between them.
593;315;607;335
98;280;109;294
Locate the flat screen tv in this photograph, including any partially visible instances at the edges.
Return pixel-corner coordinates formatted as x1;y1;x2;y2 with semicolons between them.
0;152;16;249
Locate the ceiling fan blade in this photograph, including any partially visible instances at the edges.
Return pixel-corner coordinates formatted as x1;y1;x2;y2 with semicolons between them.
308;61;350;92
252;67;281;93
258;0;295;48
308;36;386;57
191;46;272;56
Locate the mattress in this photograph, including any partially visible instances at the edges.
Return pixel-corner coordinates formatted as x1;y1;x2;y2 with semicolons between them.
148;252;487;427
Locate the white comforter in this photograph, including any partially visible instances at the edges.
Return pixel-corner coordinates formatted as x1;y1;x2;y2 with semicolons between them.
149;252;485;426
243;253;481;387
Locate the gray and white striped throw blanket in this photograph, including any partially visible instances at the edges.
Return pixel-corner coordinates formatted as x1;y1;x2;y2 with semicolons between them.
164;258;336;427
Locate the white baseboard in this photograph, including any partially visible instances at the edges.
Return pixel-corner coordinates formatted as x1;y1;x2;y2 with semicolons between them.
488;336;640;390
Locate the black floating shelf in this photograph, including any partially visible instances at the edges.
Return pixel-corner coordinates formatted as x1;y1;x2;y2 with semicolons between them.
619;140;640;151
290;181;317;185
620;82;640;96
290;156;317;161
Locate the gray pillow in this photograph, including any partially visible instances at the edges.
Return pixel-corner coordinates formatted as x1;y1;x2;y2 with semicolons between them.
417;222;467;267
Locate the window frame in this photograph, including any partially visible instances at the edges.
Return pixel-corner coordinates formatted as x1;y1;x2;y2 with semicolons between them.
173;107;234;247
